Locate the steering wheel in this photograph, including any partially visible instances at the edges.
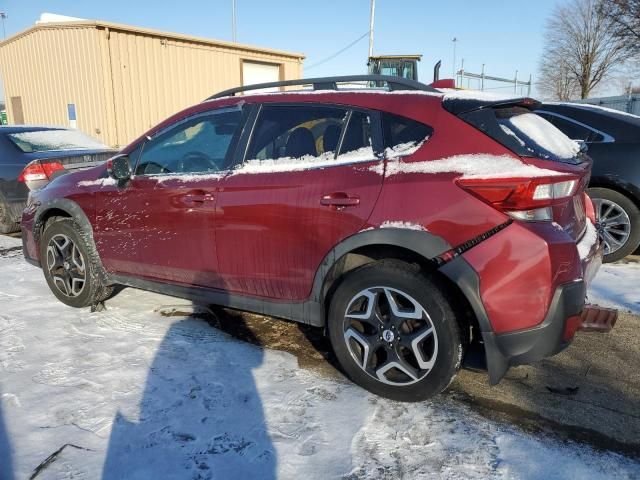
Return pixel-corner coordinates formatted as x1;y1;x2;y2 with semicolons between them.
178;151;220;173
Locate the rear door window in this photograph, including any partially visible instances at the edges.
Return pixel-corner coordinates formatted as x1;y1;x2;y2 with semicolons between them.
244;104;376;166
382;113;433;157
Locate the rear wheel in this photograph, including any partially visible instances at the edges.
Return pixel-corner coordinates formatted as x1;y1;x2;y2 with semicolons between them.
588;187;640;263
40;217;113;308
328;260;462;402
0;199;19;234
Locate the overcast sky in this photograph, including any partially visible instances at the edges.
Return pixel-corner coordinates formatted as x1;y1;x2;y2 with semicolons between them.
0;0;613;98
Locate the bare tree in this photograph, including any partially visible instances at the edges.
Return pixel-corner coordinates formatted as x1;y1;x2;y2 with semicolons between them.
538;57;580;101
599;0;640;56
538;0;630;99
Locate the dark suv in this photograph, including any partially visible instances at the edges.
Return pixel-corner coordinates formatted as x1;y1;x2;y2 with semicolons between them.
21;76;612;401
537;103;640;262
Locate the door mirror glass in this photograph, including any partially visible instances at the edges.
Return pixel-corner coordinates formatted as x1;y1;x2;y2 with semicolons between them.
108;154;132;181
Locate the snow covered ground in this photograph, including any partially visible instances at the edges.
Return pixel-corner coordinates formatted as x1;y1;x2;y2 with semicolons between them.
0;234;639;479
588;260;640;315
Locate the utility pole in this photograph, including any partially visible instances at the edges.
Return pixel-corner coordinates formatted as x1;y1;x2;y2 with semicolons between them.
0;13;7;39
452;37;458;79
368;0;375;59
231;0;237;42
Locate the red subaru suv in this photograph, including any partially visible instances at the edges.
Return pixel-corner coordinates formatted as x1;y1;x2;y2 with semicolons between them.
21;76;612;401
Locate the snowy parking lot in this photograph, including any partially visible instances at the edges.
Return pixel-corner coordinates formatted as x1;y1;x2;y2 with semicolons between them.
1;233;639;479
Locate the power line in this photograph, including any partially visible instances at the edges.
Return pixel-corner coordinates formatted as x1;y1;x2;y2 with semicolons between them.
305;31;370;71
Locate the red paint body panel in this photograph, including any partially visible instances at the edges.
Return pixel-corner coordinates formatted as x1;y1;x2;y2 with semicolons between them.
463;221;584;333
21;89;602;345
93;175;222;287
215;163;383;300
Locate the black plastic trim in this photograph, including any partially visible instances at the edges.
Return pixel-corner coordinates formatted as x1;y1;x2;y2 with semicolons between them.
439;255;493;332
440;255;586;384
208;75;439;99
34;198;93;240
32;198;110;284
107;229;451;328
109;273;324;327
308;228;451;307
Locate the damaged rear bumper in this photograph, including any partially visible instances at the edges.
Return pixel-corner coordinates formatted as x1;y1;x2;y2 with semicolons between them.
440;251;616;385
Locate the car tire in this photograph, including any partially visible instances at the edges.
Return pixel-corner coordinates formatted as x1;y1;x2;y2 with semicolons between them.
328;260;463;402
0;199;19;234
40;217;114;308
588;187;640;263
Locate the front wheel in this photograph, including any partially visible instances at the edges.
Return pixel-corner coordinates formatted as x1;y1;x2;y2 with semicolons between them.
328;260;463;402
40;217;113;308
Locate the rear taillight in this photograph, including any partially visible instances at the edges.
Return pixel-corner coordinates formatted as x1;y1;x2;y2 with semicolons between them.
457;176;579;221
584;192;596;223
18;161;64;183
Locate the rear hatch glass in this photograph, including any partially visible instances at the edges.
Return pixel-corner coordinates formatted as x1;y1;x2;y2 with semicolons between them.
495;107;581;161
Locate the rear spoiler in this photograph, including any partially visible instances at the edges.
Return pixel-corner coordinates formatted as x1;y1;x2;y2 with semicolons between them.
443;96;541;116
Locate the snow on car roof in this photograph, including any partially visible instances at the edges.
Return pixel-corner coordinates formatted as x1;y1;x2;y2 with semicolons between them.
439;88;522;102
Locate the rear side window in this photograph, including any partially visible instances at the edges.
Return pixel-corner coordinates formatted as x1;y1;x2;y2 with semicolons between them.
382;113;432;156
245;105;374;164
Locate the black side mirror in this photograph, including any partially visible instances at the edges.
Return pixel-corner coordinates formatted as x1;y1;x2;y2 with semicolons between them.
107;154;132;181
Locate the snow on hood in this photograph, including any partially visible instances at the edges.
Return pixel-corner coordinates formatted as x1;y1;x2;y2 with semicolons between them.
377;154;565;179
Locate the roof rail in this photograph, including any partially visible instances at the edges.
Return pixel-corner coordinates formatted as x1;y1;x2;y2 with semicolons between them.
207;75;439;100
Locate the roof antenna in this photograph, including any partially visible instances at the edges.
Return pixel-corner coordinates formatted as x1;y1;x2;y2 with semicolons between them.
433;60;441;82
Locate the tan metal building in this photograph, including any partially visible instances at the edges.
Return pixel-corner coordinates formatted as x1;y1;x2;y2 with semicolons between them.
0;20;304;146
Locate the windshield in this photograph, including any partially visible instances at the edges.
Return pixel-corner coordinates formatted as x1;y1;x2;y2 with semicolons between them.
8;129;108;153
496;107;580;161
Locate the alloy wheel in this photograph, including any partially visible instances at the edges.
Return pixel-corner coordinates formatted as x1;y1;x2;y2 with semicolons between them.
343;286;438;386
592;198;631;255
46;233;86;297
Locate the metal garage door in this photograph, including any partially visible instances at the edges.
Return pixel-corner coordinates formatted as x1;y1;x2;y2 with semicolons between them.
242;61;281;93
